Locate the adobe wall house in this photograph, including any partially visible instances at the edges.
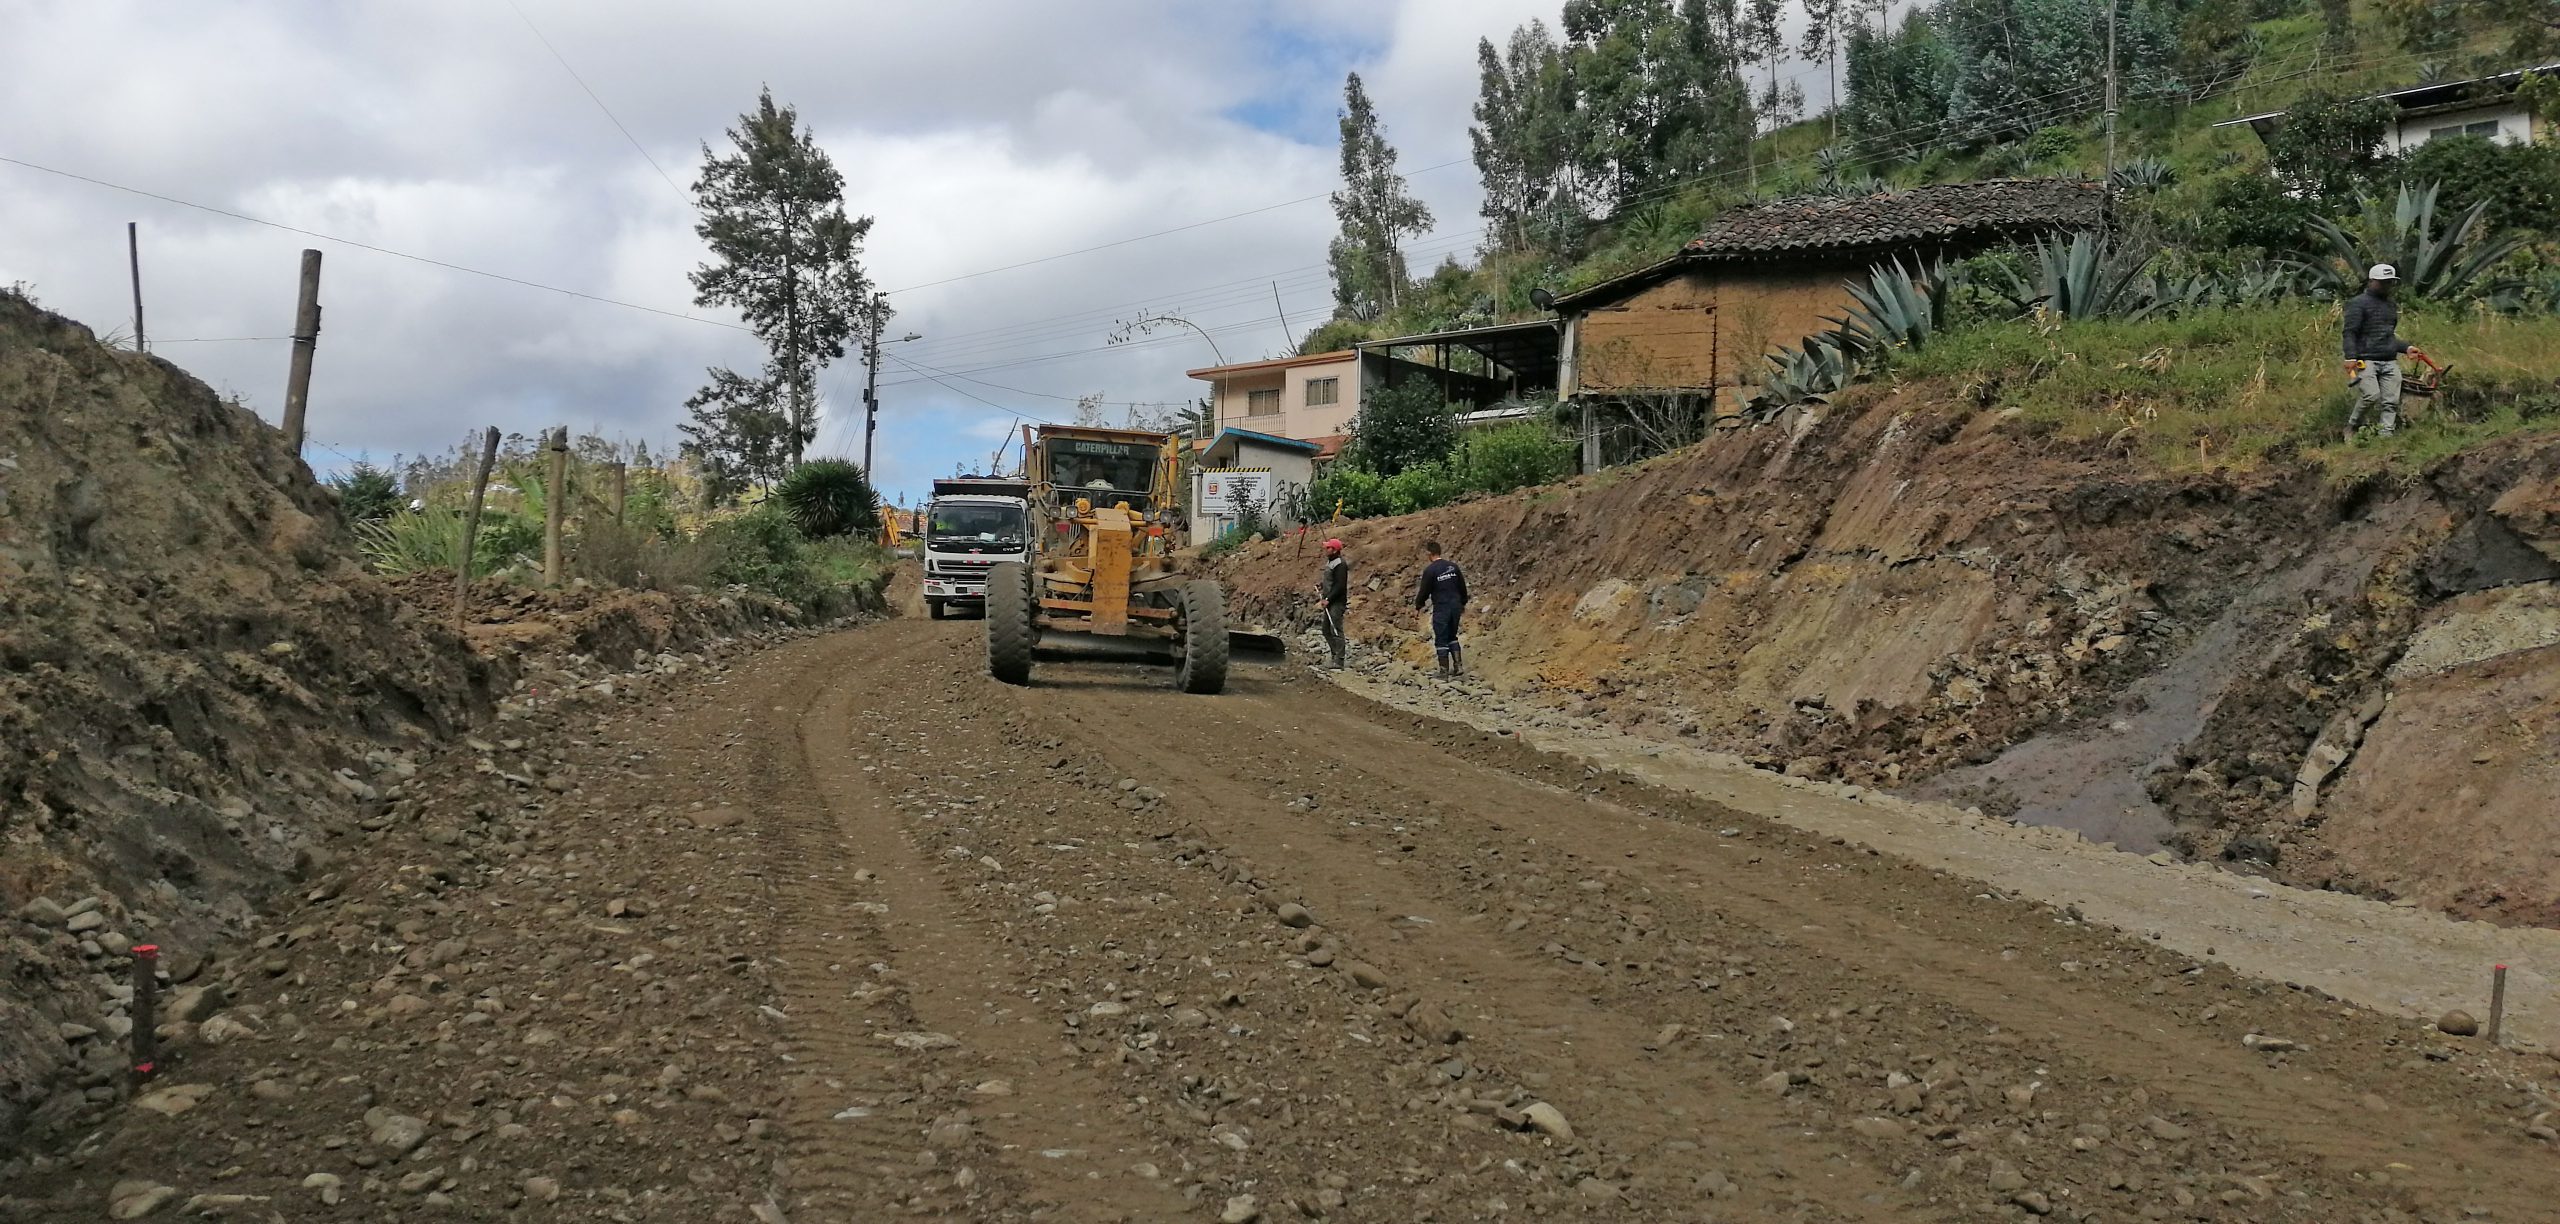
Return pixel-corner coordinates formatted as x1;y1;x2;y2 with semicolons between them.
2216;61;2559;155
1550;178;2105;465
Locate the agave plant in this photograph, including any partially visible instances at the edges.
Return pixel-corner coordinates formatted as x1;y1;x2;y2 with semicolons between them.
2109;156;2177;192
1831;257;1960;359
772;459;882;540
2213;259;2311;307
2308;182;2528;302
1744;336;1853;421
1998;233;2163;322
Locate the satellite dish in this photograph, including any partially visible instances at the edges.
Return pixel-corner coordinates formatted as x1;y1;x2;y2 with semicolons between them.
1529;287;1556;310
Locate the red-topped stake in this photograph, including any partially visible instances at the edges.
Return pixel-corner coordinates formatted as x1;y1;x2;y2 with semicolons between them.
129;945;160;1087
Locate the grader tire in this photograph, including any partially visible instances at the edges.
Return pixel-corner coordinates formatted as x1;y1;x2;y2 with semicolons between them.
986;562;1034;686
1175;580;1230;695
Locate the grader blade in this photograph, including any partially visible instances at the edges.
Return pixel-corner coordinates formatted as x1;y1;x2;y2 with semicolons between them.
1227;630;1288;666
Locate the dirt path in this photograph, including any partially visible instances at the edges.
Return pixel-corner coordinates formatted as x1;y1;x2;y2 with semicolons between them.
1321;662;2560;1052
734;615;2560;1221
16;613;2560;1222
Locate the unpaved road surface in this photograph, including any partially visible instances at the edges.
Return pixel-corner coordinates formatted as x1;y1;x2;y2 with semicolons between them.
16;614;2560;1222
709;617;2560;1221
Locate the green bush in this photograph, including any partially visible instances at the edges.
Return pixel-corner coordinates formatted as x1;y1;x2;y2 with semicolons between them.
332;461;401;523
1381;462;1459;516
2399;136;2560;236
698;505;811;599
1306;465;1390;520
2189;175;2320;258
2025;125;2081;164
356;507;542;577
1452;423;1575;494
772;459;881;539
1348;375;1459;477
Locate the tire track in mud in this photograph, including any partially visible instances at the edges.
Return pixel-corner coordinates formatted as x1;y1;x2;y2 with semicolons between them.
720;631;1188;1221
1283;696;2560;1222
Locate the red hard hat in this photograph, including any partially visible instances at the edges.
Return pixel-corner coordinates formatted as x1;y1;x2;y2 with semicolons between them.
1323;538;1344;552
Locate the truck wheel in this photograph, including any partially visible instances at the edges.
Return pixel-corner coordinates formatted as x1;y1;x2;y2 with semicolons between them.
1175;580;1229;695
928;598;946;620
986;562;1034;685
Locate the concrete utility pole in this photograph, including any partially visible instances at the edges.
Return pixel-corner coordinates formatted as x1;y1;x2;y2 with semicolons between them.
280;249;323;456
861;294;920;479
126;222;144;354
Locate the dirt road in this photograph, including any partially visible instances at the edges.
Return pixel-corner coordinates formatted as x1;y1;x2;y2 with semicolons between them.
734;616;2559;1222
15;612;2559;1221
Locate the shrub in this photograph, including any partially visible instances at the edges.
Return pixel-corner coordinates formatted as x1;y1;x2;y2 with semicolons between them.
772;459;881;540
2191;175;2320;258
356;507;542;577
2025;125;2081;164
1348;375;1459;477
1306;465;1390;520
332;461;402;523
1451;422;1575;494
567;519;716;592
2398;135;2560;235
697;505;810;600
1381;462;1459;516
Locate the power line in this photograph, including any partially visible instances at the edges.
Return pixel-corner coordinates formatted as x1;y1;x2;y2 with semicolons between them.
151;335;294;343
506;0;690;202
0;154;750;333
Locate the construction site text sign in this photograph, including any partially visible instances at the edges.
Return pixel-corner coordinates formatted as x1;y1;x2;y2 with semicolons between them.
1197;468;1272;517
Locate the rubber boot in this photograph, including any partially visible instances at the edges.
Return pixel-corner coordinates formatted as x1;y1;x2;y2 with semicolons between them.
1450;644;1465;676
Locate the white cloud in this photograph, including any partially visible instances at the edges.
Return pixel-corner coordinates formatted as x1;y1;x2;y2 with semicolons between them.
0;0;1581;487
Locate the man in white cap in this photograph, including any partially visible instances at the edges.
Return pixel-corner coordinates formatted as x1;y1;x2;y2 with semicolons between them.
2342;264;2422;441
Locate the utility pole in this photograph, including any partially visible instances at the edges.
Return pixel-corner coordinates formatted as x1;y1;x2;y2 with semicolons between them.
126;222;145;354
280;249;323;456
861;307;882;479
2103;0;2120;240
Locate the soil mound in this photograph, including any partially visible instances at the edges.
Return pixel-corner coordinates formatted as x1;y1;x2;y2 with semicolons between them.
1218;387;2560;924
0;292;498;1143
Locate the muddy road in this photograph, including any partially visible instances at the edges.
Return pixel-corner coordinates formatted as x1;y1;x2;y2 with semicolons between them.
15;612;2555;1222
736;616;2552;1222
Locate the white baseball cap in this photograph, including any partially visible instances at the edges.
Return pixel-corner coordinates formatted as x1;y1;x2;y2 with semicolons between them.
2368;263;2399;280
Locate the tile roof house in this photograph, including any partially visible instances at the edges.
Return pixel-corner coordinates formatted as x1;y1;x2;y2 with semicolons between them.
1554;178;2103;404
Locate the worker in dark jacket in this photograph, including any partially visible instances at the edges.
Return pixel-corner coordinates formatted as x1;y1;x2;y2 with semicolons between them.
1413;539;1470;676
2342;263;2422;441
1318;538;1349;669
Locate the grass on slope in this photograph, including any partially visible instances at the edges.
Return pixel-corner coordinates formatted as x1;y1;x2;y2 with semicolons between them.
1891;304;2560;476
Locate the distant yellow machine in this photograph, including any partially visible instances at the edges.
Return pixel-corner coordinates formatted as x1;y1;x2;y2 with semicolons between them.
984;424;1281;694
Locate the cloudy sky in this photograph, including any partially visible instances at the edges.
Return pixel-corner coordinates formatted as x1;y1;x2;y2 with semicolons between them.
0;0;1831;503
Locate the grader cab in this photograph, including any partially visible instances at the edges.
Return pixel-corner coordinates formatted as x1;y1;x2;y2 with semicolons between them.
983;424;1282;694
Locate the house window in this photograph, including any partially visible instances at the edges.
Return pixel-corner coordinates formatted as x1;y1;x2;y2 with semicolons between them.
1305;377;1340;407
2428;119;2506;143
1246;388;1281;416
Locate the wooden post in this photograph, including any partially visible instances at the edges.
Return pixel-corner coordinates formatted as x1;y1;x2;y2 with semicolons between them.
543;427;568;587
2490;964;2510;1045
128;945;159;1088
127;222;145;353
455;427;500;635
611;461;628;525
280;249;323;456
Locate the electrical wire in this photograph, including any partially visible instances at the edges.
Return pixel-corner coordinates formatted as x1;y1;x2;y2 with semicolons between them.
505;0;690;202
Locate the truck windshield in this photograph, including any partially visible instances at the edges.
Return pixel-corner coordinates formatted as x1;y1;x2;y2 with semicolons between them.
928;503;1026;545
1047;439;1156;496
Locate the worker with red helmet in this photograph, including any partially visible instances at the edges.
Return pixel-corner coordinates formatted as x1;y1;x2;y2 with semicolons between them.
1319;537;1350;670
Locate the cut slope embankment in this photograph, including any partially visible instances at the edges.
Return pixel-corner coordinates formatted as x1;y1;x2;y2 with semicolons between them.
1217;385;2560;925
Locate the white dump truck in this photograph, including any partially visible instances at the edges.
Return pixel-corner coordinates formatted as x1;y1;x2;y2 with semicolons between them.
921;476;1033;620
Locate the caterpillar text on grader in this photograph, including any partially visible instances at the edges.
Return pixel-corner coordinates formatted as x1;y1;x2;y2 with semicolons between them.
983;423;1285;693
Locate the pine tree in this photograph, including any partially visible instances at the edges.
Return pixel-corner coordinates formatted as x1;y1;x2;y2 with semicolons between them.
690;89;874;469
1328;73;1434;321
679;365;795;501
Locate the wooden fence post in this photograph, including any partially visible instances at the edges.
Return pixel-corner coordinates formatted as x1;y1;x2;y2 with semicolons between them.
543;427;568;586
280;249;323;456
612;461;628;525
455;427;500;635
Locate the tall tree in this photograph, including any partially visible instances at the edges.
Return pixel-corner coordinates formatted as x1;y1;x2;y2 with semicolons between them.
690;88;874;469
1740;0;1802;136
1843;7;1959;150
1471;20;1580;251
1800;0;1846;137
1328;73;1434;321
1933;0;2179;145
1559;0;1756;211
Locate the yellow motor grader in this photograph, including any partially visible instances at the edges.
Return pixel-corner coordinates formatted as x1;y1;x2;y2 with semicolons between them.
984;424;1282;693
